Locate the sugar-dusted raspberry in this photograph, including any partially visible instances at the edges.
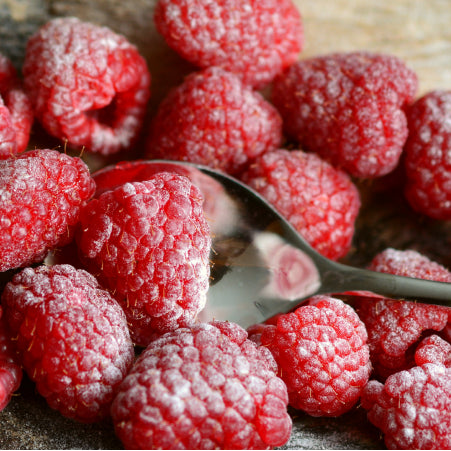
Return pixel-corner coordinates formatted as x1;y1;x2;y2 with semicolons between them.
415;335;451;367
146;67;283;176
354;297;451;380
368;247;451;282
23;17;150;156
241;149;360;260
0;306;22;412
1;264;134;423
258;296;371;417
154;0;303;89
0;53;33;158
404;90;451;219
361;364;451;449
77;172;211;347
111;321;291;449
271;51;418;178
0;149;96;272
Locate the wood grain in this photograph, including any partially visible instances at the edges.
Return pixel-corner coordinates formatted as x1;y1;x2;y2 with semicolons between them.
0;1;450;449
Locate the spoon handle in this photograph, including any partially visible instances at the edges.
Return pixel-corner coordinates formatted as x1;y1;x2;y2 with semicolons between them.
320;261;451;307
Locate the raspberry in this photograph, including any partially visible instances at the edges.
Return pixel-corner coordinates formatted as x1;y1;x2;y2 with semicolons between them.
0;306;22;412
354;248;451;379
76;172;211;347
415;335;451;367
111;321;292;449
154;0;303;89
354;297;451;380
22;17;150;156
146;67;283;175
241;149;361;260
0;148;96;272
271;51;418;178
92;159;238;237
0;52;33;158
403;90;451;219
368;247;451;283
257;296;371;417
361;364;451;449
1;264;134;423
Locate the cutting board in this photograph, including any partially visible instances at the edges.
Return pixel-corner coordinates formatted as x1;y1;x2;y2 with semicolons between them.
0;0;450;449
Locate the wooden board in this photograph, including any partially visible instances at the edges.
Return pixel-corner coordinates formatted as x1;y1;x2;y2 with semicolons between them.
0;0;450;449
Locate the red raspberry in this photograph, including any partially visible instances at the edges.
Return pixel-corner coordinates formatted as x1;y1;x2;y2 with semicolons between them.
0;306;22;412
368;247;451;282
415;335;451;367
271;51;418;177
404;90;451;219
361;364;451;449
154;0;303;89
1;264;134;423
354;297;451;380
0;53;33;158
22;17;150;156
257;296;371;417
111;321;292;449
0;148;95;272
354;248;451;379
92;159;239;238
77;172;211;347
146;67;283;176
241;149;361;260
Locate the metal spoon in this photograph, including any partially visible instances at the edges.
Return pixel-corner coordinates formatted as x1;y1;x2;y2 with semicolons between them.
95;159;451;329
161;161;451;329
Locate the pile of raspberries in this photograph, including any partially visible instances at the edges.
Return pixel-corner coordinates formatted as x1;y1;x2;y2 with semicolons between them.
0;1;451;450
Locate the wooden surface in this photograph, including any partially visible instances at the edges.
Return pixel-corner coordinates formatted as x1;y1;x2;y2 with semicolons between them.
0;0;450;449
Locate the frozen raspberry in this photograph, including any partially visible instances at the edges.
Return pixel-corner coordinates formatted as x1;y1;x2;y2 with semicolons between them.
354;297;451;380
404;90;451;219
23;17;150;156
354;248;451;379
257;296;371;417
146;67;283;175
241;149;360;260
92;159;239;237
1;264;134;423
415;335;451;367
77;172;211;347
111;321;291;449
271;51;418;178
0;306;22;412
368;247;451;282
0;53;33;158
0;148;96;272
154;0;303;89
361;364;451;449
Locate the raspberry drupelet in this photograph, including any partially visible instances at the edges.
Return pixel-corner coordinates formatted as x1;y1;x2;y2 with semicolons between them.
241;148;361;261
22;17;150;156
404;90;451;219
154;0;303;89
111;321;292;450
146;67;283;176
252;296;371;417
77;172;212;347
0;52;33;158
271;51;418;178
0;148;96;273
1;264;135;423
